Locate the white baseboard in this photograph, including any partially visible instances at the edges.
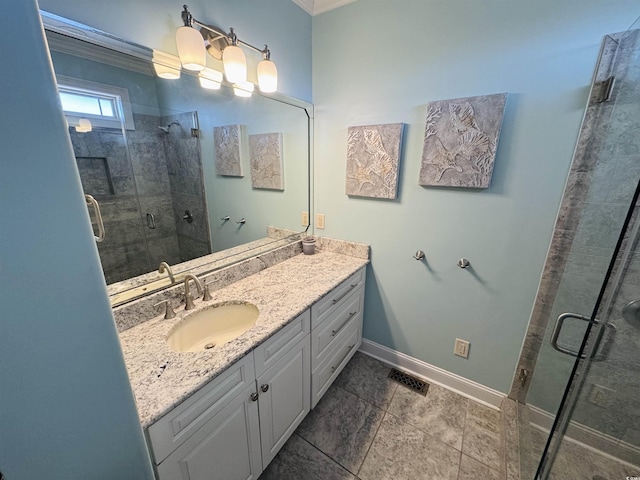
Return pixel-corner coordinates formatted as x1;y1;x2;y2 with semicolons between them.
528;405;640;468
358;339;505;410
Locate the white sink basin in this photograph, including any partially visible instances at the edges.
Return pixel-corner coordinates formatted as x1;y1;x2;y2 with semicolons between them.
166;302;259;352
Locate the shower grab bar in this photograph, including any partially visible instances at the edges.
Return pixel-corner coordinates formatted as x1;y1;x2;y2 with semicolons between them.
550;312;615;361
85;194;105;243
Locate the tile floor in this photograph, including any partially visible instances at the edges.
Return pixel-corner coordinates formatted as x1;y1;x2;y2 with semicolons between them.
259;352;505;480
529;426;638;480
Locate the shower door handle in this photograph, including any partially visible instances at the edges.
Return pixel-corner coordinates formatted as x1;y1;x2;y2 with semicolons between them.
85;194;105;243
550;312;615;361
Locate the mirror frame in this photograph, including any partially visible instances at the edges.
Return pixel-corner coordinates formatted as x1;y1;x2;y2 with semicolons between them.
40;10;312;306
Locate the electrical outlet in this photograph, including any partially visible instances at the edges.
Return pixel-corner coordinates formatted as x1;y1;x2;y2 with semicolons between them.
454;338;470;358
588;384;615;408
301;211;309;226
315;213;325;229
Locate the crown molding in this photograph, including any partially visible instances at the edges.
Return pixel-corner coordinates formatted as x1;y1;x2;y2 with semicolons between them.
291;0;357;16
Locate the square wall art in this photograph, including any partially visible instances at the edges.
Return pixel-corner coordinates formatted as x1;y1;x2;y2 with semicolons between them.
345;123;404;199
249;132;284;190
419;93;507;189
214;124;243;177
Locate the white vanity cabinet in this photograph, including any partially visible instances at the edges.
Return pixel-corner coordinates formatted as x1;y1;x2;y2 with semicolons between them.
148;310;310;480
310;267;365;408
253;312;310;467
145;266;366;479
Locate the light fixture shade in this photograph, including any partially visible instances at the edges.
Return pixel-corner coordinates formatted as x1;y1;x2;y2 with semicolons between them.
176;26;206;71
223;45;247;84
75;118;92;133
152;50;181;79
199;68;223;90
257;59;278;93
233;81;254;97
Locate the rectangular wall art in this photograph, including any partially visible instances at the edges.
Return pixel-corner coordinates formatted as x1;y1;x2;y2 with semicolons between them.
249;132;284;190
419;93;507;189
345;123;404;199
213;124;244;177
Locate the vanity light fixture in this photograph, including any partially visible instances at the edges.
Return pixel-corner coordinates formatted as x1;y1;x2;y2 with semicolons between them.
176;6;206;71
152;50;182;79
199;67;223;90
75;118;92;133
233;81;254;97
176;5;278;92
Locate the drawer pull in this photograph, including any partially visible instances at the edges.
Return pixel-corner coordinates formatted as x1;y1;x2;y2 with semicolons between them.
250;392;259;402
330;344;356;373
331;312;357;337
261;384;269;393
332;284;357;305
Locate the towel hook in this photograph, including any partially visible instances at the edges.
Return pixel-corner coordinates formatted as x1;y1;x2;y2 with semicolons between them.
414;250;425;261
457;258;471;269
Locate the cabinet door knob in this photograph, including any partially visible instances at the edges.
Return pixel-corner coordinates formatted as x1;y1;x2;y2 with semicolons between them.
261;384;269;393
250;392;259;402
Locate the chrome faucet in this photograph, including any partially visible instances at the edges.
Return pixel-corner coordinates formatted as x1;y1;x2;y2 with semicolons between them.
183;274;203;310
158;262;175;284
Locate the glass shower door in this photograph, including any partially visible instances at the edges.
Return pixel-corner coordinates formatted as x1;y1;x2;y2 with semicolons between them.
525;24;640;480
536;181;640;479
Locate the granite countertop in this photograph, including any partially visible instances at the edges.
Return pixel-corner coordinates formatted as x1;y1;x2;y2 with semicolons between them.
119;250;369;428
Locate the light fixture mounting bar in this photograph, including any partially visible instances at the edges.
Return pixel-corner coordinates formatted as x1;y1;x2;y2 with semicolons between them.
193;20;269;57
184;8;270;57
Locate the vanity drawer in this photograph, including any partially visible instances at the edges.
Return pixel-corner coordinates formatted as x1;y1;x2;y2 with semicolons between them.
311;267;365;330
254;309;310;377
147;353;256;465
311;321;361;408
311;288;363;368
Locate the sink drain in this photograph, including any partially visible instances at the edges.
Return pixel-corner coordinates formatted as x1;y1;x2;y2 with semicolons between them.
204;343;215;350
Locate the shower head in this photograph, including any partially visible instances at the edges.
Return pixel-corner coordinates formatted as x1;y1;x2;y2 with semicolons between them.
158;121;181;134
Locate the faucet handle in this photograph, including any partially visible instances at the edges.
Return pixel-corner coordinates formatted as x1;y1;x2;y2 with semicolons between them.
203;283;213;301
154;300;176;319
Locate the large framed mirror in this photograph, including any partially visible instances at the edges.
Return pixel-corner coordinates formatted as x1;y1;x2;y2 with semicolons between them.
41;11;311;306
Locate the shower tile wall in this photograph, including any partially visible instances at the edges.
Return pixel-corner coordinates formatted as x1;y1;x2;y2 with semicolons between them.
161;112;211;262
127;113;182;270
71;111;210;283
70;126;151;283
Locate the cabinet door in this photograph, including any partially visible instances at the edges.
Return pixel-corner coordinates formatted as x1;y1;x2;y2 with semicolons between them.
157;383;262;480
257;335;310;468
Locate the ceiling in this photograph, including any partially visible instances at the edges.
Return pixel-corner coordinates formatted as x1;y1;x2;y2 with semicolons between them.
291;0;357;16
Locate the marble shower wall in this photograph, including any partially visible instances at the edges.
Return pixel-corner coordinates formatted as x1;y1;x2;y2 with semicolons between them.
512;29;640;453
161;111;211;262
128;113;182;270
70;124;156;283
71;111;208;283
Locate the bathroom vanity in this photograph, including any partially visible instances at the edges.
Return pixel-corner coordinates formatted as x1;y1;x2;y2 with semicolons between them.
117;249;368;479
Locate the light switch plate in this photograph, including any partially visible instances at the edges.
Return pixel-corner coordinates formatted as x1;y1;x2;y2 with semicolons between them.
315;213;325;229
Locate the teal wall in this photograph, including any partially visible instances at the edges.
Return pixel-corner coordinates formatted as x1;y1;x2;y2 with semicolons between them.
0;1;154;479
38;0;312;102
311;0;638;393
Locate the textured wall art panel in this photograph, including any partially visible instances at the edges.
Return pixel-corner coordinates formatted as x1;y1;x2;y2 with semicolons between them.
213;124;244;177
419;93;507;188
345;123;404;199
249;132;284;190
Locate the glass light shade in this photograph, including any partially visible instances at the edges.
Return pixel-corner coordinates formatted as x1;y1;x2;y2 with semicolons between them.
75;118;92;133
257;59;278;93
233;81;254;97
152;50;181;79
199;68;223;90
176;26;206;71
223;45;247;84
